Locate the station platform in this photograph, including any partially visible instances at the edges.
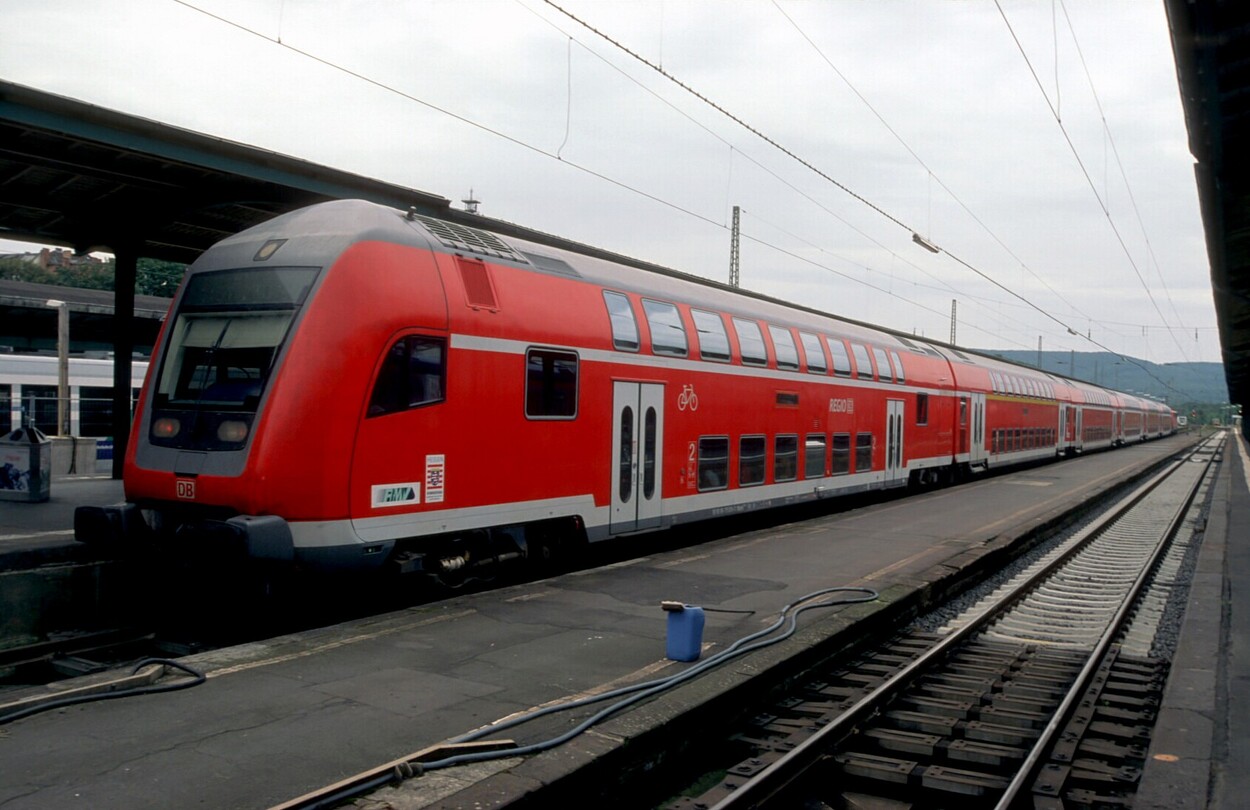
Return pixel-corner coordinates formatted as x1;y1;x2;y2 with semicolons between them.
0;434;1233;809
0;474;121;568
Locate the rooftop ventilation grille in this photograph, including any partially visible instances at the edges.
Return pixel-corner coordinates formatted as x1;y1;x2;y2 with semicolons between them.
411;214;526;263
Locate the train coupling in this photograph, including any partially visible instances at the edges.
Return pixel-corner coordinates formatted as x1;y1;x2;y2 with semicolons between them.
74;503;149;552
75;505;294;562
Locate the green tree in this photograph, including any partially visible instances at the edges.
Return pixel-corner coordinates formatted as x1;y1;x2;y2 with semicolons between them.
135;259;186;296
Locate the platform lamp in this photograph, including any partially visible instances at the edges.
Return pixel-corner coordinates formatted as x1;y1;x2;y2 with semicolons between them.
45;298;69;436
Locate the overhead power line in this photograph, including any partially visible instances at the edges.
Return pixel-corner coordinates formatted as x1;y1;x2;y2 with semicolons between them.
173;0;1189;401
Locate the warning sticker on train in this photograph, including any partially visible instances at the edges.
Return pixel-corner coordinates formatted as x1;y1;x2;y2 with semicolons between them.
372;483;420;508
425;455;445;504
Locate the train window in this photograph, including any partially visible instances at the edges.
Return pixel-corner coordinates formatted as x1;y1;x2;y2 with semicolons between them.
805;434;826;478
960;397;968;425
831;433;851;475
828;339;852;377
769;326;800;370
368;336;447;417
890;351;905;383
691;309;730;362
774;435;798;482
525;348;579;419
697;436;729;491
643;407;657;499
80;386;113;437
603;291;639;352
916;393;929;426
855;432;873;472
739;435;766;486
619;407;633;503
642;299;688;357
0;384;9;433
872;347;893;382
733;318;768;366
851;343;873;379
799;332;826;374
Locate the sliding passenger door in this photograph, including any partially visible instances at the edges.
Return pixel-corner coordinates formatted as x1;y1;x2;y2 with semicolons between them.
885;399;905;483
610;382;665;533
969;393;987;464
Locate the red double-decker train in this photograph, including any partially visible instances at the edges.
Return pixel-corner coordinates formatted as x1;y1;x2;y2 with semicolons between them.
76;199;1174;578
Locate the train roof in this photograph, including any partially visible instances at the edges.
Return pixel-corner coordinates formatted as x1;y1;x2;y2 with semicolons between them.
209;199;1169;413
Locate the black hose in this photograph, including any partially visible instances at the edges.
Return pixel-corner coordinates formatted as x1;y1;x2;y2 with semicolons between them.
0;657;206;725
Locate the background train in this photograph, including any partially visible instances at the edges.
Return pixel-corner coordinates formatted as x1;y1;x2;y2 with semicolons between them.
0;353;148;440
74;199;1175;580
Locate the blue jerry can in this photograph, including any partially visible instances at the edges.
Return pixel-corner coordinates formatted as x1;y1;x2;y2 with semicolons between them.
665;605;705;662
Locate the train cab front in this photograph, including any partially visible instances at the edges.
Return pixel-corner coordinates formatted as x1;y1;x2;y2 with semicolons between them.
75;260;318;570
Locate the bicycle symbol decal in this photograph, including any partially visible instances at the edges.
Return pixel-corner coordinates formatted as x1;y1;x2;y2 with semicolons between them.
677;383;699;412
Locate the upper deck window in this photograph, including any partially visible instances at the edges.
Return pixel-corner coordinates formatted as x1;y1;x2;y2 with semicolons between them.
851;343;874;379
829;339;852;377
890;351;905;383
733;318;768;366
769;326;799;370
799;332;826;374
691;309;730;362
872;347;893;382
642;299;688;357
603;291;639;352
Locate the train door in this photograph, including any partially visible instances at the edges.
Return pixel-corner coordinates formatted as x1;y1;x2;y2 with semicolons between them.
610;381;664;533
1064;406;1077;444
969;393;987;464
957;395;969;455
885;399;905;483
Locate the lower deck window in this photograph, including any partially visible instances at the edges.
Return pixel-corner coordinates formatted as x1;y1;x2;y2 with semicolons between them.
697;436;729;491
831;433;851;475
855;432;873;472
774;435;798;482
804;434;826;478
739;435;766;486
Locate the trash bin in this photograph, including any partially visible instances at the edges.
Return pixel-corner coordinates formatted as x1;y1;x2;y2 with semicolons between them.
0;426;51;502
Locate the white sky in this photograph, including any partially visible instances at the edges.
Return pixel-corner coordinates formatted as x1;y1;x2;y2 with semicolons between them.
0;0;1217;366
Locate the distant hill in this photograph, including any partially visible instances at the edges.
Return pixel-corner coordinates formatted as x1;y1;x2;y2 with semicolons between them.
975;350;1228;405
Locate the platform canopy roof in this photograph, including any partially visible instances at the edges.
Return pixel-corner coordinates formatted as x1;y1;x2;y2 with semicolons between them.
1166;1;1250;410
0;79;454;263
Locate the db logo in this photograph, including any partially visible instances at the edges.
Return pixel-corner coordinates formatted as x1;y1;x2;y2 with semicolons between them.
176;478;197;500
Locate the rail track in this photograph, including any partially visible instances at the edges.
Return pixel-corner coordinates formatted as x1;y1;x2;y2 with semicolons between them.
670;435;1220;809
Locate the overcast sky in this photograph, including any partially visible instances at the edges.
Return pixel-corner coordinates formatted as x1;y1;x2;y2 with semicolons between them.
0;1;1216;366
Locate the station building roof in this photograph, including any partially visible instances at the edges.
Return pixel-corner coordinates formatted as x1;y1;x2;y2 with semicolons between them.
1166;1;1250;409
0;79;452;263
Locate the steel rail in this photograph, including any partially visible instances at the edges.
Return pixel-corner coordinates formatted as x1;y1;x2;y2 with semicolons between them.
994;436;1218;808
709;437;1218;809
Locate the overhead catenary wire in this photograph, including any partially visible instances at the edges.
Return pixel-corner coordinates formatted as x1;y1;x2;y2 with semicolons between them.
172;0;1046;357
995;0;1191;364
543;0;1190;399
768;0;1106;335
173;0;1195;396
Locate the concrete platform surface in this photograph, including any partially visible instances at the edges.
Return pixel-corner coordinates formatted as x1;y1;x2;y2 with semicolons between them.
0;437;1204;809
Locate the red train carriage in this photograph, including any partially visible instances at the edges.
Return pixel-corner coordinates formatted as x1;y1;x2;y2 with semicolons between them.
75;199;1172;578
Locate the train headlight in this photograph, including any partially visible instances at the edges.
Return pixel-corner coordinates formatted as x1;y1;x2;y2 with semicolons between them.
152;417;181;439
217;420;249;443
